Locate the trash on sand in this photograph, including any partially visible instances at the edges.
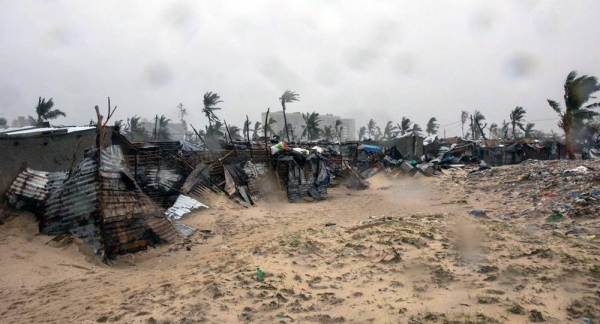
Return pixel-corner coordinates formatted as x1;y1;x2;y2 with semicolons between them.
256;267;264;280
564;166;589;174
518;173;531;180
325;222;336;227
469;210;487;217
588;235;596;239
546;212;563;223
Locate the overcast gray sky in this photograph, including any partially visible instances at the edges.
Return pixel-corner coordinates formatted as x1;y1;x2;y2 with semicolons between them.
1;0;599;136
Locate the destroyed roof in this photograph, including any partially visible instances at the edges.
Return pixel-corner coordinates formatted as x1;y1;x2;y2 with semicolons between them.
0;126;96;138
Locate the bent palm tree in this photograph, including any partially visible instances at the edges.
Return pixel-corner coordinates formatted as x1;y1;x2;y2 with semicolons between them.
279;90;300;142
264;117;277;138
398;117;413;135
228;125;241;140
509;106;526;139
252;121;262;140
426;117;439;136
523;123;535;138
501;120;510;139
302;112;321;141
382;121;398;139
473;110;487;140
358;126;367;141
322;126;334;141
412;123;423;136
126;116;149;141
367;119;377;139
548;71;600;159
202;92;223;127
489;123;498;138
31;97;66;126
157;115;171;141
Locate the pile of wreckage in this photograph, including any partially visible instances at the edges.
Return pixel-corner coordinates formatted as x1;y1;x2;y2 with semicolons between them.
2;130;337;260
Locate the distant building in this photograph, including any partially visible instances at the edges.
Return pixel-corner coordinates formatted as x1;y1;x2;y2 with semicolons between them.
260;111;356;141
11;116;32;128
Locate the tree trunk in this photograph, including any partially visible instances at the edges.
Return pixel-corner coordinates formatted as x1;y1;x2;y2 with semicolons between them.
281;102;290;143
565;125;576;159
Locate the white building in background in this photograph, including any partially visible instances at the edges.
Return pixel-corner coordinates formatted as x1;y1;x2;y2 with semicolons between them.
260;111;356;141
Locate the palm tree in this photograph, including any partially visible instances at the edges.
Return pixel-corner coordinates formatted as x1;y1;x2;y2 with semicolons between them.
398;117;413;135
207;120;224;137
374;126;383;140
502;120;510;139
202;92;223;127
0;117;7;128
460;111;469;138
548;71;600;159
113;120;124;133
509;106;526;139
264;117;277;137
382;121;398;139
358;126;367;141
473;110;487;139
412;123;423;136
335;119;344;142
157;115;171;141
523;123;535;138
252;121;262;140
30;97;66;126
322;126;334;141
228;125;241;140
367;119;377;139
279;90;300;142
302;112;321;141
426;117;439;136
126;116;149;141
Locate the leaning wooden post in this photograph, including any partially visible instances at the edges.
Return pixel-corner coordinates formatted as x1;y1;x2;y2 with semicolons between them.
224;120;239;161
94;105;104;148
264;108;271;167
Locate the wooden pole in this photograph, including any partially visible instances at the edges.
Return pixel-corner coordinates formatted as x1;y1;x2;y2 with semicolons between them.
224;120;239;161
264;108;271;167
246;115;253;161
94;105;104;148
153;115;158;141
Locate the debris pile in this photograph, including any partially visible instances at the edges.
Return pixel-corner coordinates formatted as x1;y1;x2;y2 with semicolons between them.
464;159;600;228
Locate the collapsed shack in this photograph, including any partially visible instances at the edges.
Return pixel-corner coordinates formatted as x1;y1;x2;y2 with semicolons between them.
6;145;180;260
273;151;330;202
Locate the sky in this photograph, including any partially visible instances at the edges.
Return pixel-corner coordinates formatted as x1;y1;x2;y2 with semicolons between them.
1;0;600;137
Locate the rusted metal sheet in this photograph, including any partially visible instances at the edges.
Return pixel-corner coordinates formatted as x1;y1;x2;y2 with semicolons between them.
6;168;68;205
8;145;181;260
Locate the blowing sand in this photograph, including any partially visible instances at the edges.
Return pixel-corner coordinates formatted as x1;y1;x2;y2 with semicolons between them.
0;170;598;323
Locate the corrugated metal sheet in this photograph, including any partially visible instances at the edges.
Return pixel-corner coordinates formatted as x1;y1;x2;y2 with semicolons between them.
165;194;208;220
6;168;68;203
8;145;181;260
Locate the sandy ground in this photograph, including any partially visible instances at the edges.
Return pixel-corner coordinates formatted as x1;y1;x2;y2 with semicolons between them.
0;167;599;324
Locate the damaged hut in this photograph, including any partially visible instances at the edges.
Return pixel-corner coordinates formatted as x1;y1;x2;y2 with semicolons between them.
6;145;179;260
273;150;330;202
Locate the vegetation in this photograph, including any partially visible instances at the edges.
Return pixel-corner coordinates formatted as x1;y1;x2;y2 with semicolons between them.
202;92;222;127
523;123;535;138
279;90;300;142
367;119;377;139
264;117;277;137
228;125;241;140
548;70;600;159
252;121;262;140
301;112;322;141
126;116;150;141
426;117;439;136
398;117;413;135
381;121;396;140
509;106;526;139
358;126;367;141
322;125;334;141
0;117;7;128
460;110;469;138
156;115;171;141
29;97;66;126
412;123;423;136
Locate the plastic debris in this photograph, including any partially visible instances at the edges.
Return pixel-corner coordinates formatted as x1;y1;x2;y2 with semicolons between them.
469;210;487;217
256;267;264;280
546;212;563;223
